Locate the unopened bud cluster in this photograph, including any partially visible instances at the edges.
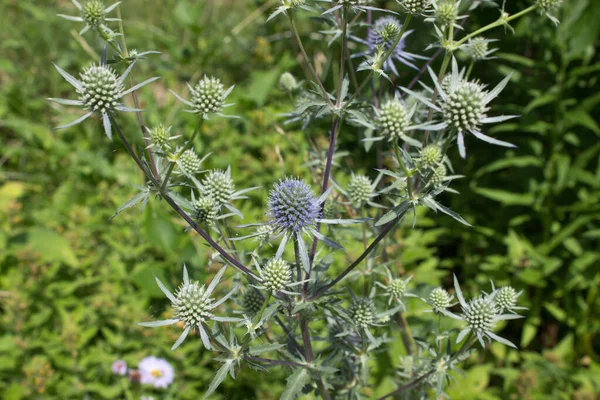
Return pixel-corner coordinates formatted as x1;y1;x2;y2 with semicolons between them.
178;149;203;176
389;278;408;299
464;37;490;61
430;164;446;187
79;64;122;114
348;175;373;207
242;289;264;316
261;258;291;292
435;0;458;26
420;145;443;168
536;0;562;13
201;171;235;206
378;22;401;43
442;81;487;132
279;72;299;93
83;0;106;27
398;0;432;14
429;287;452;312
351;298;375;328
495;286;518;312
193;196;218;225
464;296;497;334
149;125;172;150
377;98;410;140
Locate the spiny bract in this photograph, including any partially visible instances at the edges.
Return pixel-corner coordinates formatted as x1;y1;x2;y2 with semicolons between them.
201;171;235;206
442;81;487;132
267;178;320;233
78;64;122;114
261;258;291;292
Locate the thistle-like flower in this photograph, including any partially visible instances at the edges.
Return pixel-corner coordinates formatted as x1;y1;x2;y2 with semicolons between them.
429;164;447;187
267;178;322;234
427;0;461;28
148;125;180;151
195;167;257;216
138;265;240;350
170;75;235;119
177;149;203;176
462;37;497;61
58;0;121;36
443;275;524;348
376;268;417;307
279;72;300;93
354;16;427;75
49;60;159;139
427;287;453;313
488;284;527;314
402;58;518;158
398;0;432;15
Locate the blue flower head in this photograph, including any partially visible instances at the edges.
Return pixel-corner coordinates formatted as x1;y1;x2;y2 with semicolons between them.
267;178;321;234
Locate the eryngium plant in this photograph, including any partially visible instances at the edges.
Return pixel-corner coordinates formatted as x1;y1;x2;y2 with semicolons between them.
49;0;560;398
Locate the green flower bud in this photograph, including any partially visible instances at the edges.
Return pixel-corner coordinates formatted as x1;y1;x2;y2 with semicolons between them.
430;164;447;187
351;298;375;328
178;149;202;176
173;281;214;328
398;0;432;14
377;97;410;140
279;72;298;92
378;22;401;43
536;0;562;13
83;0;106;27
420;145;443;168
348;175;373;207
495;286;518;313
242;289;264;316
429;287;452;312
149;125;173;150
193;196;218;225
464;37;490;61
464;296;497;335
191;76;226;116
442;81;487;132
435;0;458;26
389;278;408;299
255;225;272;244
201;170;235;206
261;258;291;292
79;64;122;114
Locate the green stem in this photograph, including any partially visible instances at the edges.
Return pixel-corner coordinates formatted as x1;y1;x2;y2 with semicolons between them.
454;6;537;48
160;118;204;191
288;13;333;107
394;141;414;198
465;60;475;79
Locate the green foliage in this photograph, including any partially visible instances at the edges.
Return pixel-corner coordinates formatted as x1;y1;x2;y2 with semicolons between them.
1;0;599;399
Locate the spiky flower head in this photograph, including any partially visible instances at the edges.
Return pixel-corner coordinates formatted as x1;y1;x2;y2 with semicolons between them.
351;298;375;328
434;0;458;26
420;145;443;167
378;20;401;43
173;280;214;328
283;0;305;6
536;0;562;13
442;81;487;132
279;72;299;92
82;0;106;27
201;170;235;206
191;76;226;116
463;296;497;335
242;289;264;316
348;175;373;207
78;64;122;114
322;201;340;220
261;258;291;292
377;97;410;140
430;164;447;187
267;178;320;233
389;278;409;299
464;37;492;61
398;0;432;14
193;196;218;225
495;286;519;313
149;124;175;150
429;287;452;312
178;149;203;176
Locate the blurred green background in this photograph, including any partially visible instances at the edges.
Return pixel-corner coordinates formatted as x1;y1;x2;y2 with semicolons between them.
1;0;599;399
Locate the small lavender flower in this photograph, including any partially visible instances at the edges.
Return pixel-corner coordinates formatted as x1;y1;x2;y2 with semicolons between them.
267;178;321;234
138;356;174;389
170;75;234;119
444;275;524;348
138;265;240;350
402;58;518;158
356;16;427;74
58;0;121;36
49;61;158;139
111;360;128;376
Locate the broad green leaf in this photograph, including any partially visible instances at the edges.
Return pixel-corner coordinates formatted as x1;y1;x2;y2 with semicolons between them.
144;209;179;254
26;228;78;267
